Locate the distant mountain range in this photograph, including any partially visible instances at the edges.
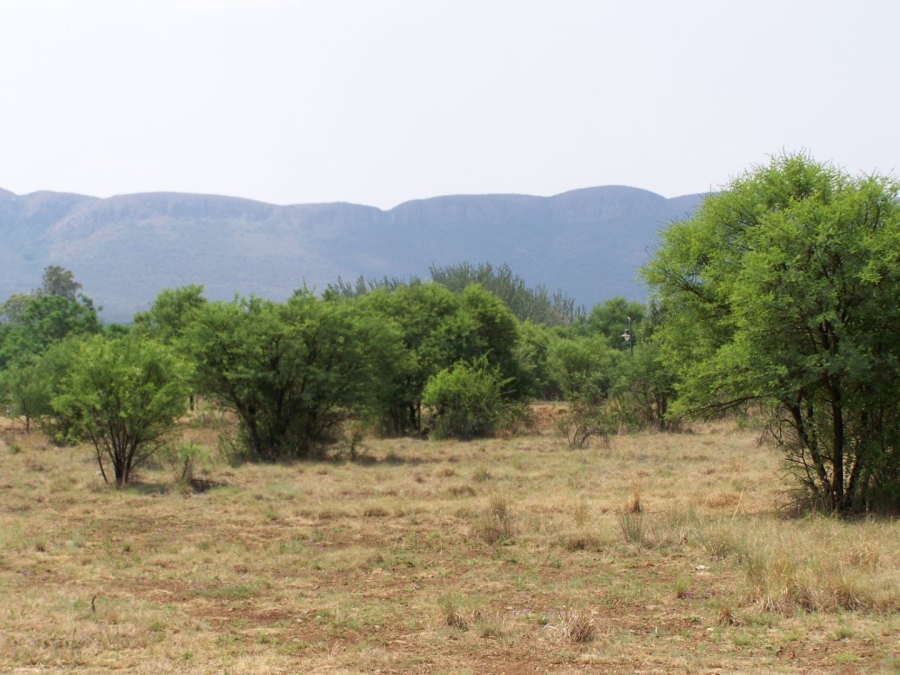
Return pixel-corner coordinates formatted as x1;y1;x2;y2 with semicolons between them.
0;185;705;322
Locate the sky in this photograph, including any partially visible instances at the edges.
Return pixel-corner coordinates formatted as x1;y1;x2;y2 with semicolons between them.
1;0;898;210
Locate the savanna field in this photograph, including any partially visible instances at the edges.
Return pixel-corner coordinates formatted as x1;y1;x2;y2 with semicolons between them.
2;406;899;674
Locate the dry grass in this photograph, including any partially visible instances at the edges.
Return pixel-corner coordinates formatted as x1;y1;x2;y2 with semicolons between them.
546;609;597;644
1;412;899;673
624;480;642;513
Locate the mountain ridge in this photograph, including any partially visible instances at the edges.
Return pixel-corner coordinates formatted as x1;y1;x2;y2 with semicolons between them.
0;185;706;322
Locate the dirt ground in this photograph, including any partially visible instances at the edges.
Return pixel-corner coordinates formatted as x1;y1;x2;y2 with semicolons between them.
1;411;898;673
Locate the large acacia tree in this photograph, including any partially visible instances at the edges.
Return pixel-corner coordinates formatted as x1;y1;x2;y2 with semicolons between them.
642;154;900;513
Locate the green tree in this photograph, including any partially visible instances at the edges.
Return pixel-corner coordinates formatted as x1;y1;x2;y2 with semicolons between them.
1;358;54;432
187;292;402;460
430;262;581;326
52;334;192;486
0;293;102;368
547;335;617;405
355;282;527;435
459;284;526;396
1;293;34;324
569;297;647;349
326;274;419;298
133;284;208;345
38;265;82;299
515;320;562;399
642;153;900;512
355;283;478;434
610;338;677;430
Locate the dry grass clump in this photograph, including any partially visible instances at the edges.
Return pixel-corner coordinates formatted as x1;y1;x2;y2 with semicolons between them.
545;610;596;644
673;577;692;599
361;504;390;518
438;595;482;631
717;602;743;626
623;482;641;513
448;484;476;497
647;506;696;548
559;532;603;552
471;465;492;482
706;490;741;509
473;494;516;544
474;612;508;639
693;521;749;561
572;499;591;528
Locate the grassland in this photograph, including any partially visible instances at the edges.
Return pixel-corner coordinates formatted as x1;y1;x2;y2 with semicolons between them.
1;406;899;674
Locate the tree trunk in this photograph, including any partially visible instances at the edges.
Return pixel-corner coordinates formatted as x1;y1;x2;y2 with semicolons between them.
829;382;845;511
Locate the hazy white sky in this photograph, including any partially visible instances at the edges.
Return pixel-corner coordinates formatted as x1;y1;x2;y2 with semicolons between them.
1;0;897;209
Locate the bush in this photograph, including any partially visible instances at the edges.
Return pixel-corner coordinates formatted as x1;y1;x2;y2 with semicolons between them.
186;292;403;460
52;334;192;486
559;401;613;449
159;441;210;484
422;358;508;440
546;336;616;406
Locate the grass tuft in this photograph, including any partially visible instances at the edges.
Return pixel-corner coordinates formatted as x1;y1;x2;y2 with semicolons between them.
624;482;642;514
472;466;492;482
618;512;645;546
474;494;516;545
546;610;596;644
438;595;480;631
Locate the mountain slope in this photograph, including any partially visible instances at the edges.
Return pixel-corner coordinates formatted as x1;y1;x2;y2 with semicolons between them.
0;186;705;321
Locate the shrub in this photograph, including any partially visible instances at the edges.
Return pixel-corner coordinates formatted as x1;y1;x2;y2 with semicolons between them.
423;358;509;440
52;334;192;486
558;401;613;449
187;292;403;461
159;441;210;484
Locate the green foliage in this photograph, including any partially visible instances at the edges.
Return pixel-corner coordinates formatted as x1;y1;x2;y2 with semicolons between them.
547;335;617;405
610;339;677;431
38;265;83;299
356;281;526;436
422;358;509;440
1;293;34;324
326;275;420;298
429;262;581;327
359;282;473;434
459;284;526;396
31;338;85;443
642;152;900;512
52;334;192;486
186;292;403;460
103;323;131;338
133;284;208;345
0;358;55;432
567;297;646;348
0;292;101;368
159;441;210;484
515;320;562;399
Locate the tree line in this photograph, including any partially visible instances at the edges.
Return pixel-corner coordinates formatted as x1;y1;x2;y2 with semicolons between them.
0;264;667;485
3;153;900;514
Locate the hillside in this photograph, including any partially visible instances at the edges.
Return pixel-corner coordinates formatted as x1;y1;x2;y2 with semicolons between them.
0;186;704;321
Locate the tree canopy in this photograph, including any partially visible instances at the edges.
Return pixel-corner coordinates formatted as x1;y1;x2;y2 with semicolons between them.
52;334;192;486
186;292;404;460
642;153;900;512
